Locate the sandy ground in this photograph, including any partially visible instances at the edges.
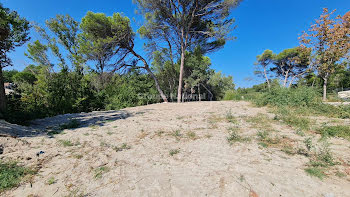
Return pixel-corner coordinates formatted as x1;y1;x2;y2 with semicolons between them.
0;101;350;197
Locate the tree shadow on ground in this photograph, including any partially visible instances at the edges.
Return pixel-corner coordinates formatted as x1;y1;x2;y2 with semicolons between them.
0;109;153;138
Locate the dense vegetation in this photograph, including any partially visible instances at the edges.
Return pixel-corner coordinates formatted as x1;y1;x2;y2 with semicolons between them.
0;2;236;124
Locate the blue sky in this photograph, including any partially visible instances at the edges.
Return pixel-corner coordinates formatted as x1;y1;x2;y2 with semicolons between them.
2;0;350;88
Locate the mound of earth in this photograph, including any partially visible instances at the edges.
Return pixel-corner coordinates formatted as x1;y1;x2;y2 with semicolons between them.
1;101;349;197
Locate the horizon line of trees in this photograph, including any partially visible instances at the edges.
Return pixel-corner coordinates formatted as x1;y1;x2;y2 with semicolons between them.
254;8;350;100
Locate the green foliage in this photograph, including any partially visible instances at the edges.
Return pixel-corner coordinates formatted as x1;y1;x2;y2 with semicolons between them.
12;72;36;84
3;70;19;83
47;177;56;185
256;86;320;107
94;166;110;179
79;11;133;73
113;143;131;152
0;161;34;192
105;71;158;110
59;119;80;130
208;71;235;100
169;149;180;156
317;125;350;141
59;140;74;147
274;107;311;131
305;167;326;179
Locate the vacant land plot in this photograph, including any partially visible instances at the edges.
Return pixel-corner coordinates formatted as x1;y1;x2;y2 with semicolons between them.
1;101;349;196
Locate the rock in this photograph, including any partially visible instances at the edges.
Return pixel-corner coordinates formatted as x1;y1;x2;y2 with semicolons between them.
0;144;3;154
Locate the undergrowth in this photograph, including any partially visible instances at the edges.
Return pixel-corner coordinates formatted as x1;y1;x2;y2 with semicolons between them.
0;161;35;192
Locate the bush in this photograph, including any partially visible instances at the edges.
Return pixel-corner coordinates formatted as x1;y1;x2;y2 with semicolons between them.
223;89;262;101
256;86;321;107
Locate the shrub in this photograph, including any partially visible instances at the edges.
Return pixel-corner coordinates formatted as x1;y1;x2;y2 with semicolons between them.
256;86;321;107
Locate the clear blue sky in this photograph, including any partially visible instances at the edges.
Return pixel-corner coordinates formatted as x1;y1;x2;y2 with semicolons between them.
2;0;350;88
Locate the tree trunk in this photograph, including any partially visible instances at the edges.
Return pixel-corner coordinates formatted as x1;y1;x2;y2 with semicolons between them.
263;67;270;90
0;66;6;114
283;70;289;87
323;77;328;101
177;47;185;103
130;50;168;103
145;67;168;103
288;76;296;88
198;85;201;101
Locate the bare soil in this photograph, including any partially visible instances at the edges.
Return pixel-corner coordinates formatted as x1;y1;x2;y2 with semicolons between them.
1;101;349;197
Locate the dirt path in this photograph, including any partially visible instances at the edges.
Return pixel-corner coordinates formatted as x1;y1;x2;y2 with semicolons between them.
1;101;350;197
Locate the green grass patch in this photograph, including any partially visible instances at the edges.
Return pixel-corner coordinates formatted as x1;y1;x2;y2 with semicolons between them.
169;149;180;156
58;140;75;147
317;125;350;141
0;161;35;192
274;107;311;131
305;167;326;179
113;143;131;152
94;166;110;179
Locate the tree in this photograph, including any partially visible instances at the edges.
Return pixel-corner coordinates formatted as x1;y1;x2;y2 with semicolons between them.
3;69;18;83
79;12;131;74
208;71;235;100
300;8;350;101
271;47;311;88
151;50;178;101
134;0;242;102
183;49;213;101
0;4;30;113
254;50;274;90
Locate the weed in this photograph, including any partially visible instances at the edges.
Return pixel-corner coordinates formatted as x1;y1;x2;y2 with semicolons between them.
100;141;109;147
113;143;131;152
186;131;197;140
176;116;185;120
47;177;56;185
0;161;35;191
156;130;165;136
169;149;180;156
226;110;236;123
73;154;83;159
274;107;311;131
59;140;74;147
257;130;269;140
335;171;346;178
258;142;268;148
305;167;326;179
172;130;182;139
59;119;80;130
304;137;313;151
317;125;350;141
94;166;110;179
88;125;99;130
296;130;305;136
227;128;250;144
246;114;274;132
106;131;114;135
205;134;213;138
239;174;245;182
281;145;295;155
47;130;62;136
